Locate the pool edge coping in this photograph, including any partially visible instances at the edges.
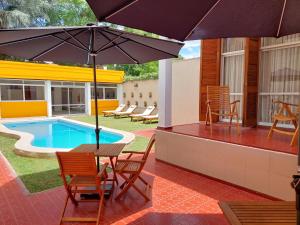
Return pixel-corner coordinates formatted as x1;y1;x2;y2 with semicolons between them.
0;116;135;158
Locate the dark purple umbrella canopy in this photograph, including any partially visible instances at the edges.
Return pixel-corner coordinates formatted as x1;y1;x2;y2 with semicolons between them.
0;25;183;64
86;0;300;41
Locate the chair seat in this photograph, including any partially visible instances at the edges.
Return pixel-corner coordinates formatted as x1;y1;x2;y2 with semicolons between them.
211;111;237;116
69;176;97;187
273;114;297;121
115;161;141;172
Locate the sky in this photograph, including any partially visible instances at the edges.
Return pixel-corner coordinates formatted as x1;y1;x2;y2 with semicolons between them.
179;40;201;59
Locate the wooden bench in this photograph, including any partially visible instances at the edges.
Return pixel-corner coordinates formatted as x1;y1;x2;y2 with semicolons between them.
219;201;296;225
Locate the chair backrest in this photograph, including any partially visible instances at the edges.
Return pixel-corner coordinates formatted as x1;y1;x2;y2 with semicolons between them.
116;104;126;112
142;106;155;116
142;134;156;161
207;86;231;112
56;152;97;177
126;105;137;113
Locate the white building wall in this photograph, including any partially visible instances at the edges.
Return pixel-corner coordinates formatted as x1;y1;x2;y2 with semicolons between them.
171;58;200;126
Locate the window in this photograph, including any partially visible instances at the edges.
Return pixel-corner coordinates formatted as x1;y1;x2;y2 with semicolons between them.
1;85;23;101
91;83;117;100
258;34;300;126
51;82;86;115
221;38;245;121
0;79;45;101
105;88;116;99
25;86;44;100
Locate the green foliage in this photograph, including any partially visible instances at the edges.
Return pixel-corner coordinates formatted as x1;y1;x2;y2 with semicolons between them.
47;0;96;26
125;73;158;81
107;61;158;79
0;0;53;28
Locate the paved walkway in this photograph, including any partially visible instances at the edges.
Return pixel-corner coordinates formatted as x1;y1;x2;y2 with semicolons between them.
0;149;269;225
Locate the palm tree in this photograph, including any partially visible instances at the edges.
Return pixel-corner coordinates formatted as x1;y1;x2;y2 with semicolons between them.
0;0;52;28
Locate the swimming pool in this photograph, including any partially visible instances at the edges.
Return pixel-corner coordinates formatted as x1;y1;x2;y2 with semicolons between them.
3;119;124;149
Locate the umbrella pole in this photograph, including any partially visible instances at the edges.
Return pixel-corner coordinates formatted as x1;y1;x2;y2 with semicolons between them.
92;54;101;172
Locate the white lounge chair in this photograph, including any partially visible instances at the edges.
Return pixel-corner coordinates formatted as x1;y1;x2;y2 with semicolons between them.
103;104;126;117
142;114;158;124
114;105;137;118
129;106;155;121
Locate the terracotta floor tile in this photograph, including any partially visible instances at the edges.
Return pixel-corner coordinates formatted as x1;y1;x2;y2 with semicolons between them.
0;141;273;225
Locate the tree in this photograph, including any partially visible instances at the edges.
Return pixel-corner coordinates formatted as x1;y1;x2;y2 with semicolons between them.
47;0;96;26
0;0;53;28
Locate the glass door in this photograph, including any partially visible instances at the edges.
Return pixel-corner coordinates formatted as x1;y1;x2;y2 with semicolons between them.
51;82;86;115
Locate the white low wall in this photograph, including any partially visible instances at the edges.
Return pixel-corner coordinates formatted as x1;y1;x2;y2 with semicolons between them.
171;58;200;126
155;130;297;200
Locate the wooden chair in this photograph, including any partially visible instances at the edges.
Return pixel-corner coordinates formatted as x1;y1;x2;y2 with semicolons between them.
115;134;155;201
206;86;240;132
268;100;299;146
56;152;108;225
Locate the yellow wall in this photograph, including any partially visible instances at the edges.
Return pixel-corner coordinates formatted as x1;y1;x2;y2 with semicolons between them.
0;60;124;83
0;101;47;118
91;100;119;115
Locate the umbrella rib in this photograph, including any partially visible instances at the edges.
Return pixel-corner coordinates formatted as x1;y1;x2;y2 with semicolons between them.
98;30;139;64
52;31;88;52
184;0;223;40
29;41;67;61
63;29;89;51
104;0;139;20
29;31;88;61
103;29;179;58
0;28;82;47
97;40;129;53
96;34;123;54
277;0;287;37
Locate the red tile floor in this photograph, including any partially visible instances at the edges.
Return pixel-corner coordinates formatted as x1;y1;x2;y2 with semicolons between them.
0;148;270;225
159;122;298;155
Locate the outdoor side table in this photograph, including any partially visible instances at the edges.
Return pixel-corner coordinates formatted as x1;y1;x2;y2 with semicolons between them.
72;143;126;193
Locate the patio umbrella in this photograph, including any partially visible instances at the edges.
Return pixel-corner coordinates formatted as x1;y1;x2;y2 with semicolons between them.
86;0;300;221
86;0;300;41
0;25;183;169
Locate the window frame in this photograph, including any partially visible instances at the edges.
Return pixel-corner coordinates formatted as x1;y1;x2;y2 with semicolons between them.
258;38;300;127
0;79;45;102
90;83;117;100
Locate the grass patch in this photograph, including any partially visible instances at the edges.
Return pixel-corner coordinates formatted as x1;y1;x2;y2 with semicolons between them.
0;116;154;193
0;136;61;193
68;115;157;132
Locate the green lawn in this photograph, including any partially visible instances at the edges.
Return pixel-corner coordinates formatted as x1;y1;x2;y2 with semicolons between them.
0;116;157;193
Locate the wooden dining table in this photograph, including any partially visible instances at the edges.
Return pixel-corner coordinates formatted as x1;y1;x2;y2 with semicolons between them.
71;143;126;193
219;201;296;225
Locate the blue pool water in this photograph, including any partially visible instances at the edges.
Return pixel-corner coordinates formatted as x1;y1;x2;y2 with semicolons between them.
4;120;123;149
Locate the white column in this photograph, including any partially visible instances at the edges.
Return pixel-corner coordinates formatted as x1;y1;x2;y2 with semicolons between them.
117;84;124;104
158;59;173;127
85;82;91;115
45;81;52;117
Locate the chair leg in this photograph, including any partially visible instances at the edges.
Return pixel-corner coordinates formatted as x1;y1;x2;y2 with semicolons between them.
291;126;299;146
205;107;209;125
236;114;240;134
138;175;150;187
209;110;213;133
59;195;70;225
116;173;150;201
268;120;278;138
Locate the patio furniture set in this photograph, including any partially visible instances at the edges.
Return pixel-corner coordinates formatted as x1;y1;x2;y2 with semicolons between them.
56;134;155;225
206;85;299;146
103;104;158;124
